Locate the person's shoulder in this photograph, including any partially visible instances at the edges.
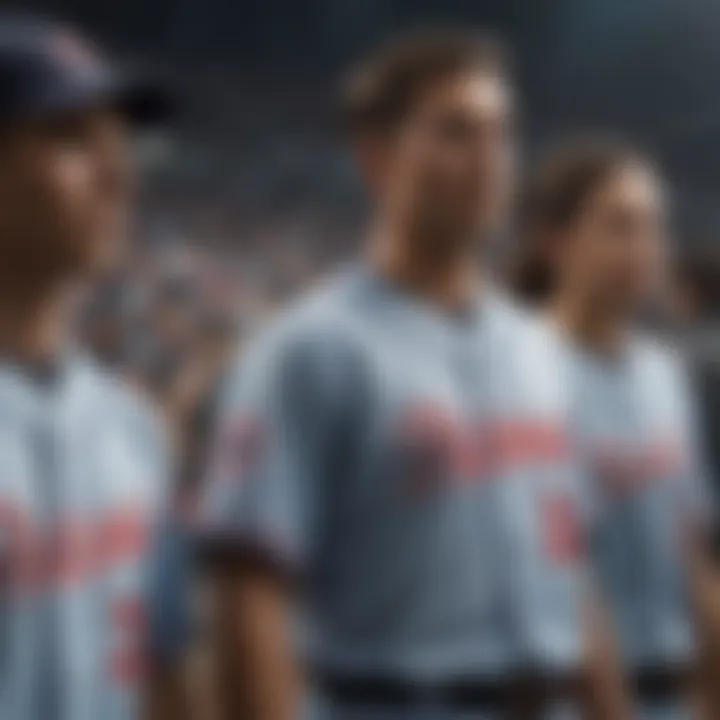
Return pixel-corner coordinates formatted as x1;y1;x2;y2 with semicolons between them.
246;271;368;367
75;355;168;453
485;289;570;411
72;356;172;508
631;332;687;380
629;333;693;410
487;285;546;333
226;272;372;405
488;288;562;356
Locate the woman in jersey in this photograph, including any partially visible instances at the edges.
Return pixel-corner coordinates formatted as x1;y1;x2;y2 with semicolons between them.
513;139;720;720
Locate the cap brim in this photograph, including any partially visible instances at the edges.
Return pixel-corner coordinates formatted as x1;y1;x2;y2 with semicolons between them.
112;71;178;125
30;68;177;126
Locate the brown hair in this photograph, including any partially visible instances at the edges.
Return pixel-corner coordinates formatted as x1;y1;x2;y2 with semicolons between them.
340;27;509;136
512;138;649;303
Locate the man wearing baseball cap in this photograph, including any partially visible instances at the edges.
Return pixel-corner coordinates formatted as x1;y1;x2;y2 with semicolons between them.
0;15;188;720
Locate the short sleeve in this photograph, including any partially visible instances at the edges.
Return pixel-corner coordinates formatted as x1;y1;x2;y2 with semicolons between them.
197;327;345;572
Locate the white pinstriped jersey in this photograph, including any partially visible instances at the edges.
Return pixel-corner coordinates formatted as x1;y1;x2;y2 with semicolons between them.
0;355;184;720
564;335;712;669
201;267;589;685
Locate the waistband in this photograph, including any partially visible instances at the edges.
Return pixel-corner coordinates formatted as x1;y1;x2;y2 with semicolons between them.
632;664;693;702
314;668;581;712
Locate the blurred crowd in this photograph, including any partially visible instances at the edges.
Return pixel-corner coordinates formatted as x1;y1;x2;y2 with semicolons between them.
77;223;339;495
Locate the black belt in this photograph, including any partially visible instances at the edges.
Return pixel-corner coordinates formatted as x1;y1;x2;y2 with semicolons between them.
633;665;692;702
316;670;578;711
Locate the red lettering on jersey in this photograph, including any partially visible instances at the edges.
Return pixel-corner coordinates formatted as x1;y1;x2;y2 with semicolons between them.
110;597;148;687
489;421;569;469
543;494;583;564
397;404;570;490
397;405;458;497
593;438;685;499
0;504;150;594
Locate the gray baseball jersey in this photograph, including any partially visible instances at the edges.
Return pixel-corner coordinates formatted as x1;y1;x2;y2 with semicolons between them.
0;354;185;720
201;267;588;717
564;336;712;720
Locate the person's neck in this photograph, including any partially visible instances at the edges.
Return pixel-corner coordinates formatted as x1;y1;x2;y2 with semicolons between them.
551;292;627;356
368;225;481;311
0;282;80;367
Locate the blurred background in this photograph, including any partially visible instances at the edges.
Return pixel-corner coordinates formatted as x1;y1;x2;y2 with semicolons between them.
8;0;720;488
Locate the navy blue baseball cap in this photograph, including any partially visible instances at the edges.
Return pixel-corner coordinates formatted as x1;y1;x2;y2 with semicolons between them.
0;15;175;125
